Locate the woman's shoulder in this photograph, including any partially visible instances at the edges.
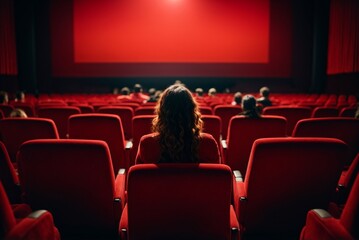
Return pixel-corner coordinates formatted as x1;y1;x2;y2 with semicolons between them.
140;132;159;143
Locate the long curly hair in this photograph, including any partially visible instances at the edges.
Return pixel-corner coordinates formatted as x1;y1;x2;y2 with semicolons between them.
152;84;203;163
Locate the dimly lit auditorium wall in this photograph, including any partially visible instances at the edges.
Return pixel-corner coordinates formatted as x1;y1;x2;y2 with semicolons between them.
0;0;358;94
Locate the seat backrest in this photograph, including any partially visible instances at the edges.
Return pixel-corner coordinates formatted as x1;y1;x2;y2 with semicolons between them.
340;173;359;239
70;104;94;113
311;107;339;118
134;106;156;116
293;117;359;164
17;139;120;238
11;102;35;117
263;106;312;135
68;113;127;172
199;106;213;115
0;118;59;163
201;115;222;146
0;182;17;238
339;107;357;117
213;105;242;139
131;115;155;165
127;163;232;240
37;106;81;138
0;142;20;203
98;106;134;140
0;105;14;117
226;115;287;177
242;137;348;236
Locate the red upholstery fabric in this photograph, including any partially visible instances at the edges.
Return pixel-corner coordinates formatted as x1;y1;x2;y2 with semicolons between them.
225;115;287;178
301;173;359;240
37;106;81;138
339;153;359;203
262;106;312;136
0;183;60;240
11;103;35;117
0;118;59;163
120;164;236;240
70;104;95;113
201;115;222;147
0;104;14;117
68;113;128;172
340;107;356;117
130;115;155;165
98;106;134;140
17;139;125;238
134;106;155;116
0;142;21;203
234;137;348;238
292;117;359;164
311;107;339;118
199;106;213;115
213;105;242;139
135;132;220;164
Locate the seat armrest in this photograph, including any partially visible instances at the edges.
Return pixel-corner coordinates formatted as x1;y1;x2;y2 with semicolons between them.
119;205;128;240
232;180;247;222
6;210;60;240
233;170;243;182
115;169;126;208
300;209;353;240
230;205;240;240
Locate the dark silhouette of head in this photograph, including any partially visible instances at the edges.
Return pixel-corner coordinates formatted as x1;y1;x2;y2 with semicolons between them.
0;91;9;104
195;88;204;97
233;92;243;105
133;84;143;93
153;84;202;163
242;94;261;118
120;87;130;95
260;86;270;98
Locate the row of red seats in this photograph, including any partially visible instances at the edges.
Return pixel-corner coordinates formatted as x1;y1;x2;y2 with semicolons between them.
1;137;358;239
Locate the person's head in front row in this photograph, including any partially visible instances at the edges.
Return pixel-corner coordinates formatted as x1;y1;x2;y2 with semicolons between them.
153;84;203;163
241;94;261;118
9;108;27;118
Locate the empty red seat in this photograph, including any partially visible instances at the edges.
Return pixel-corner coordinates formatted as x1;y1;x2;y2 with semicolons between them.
0;104;14;117
0;118;59;164
214;105;242;139
120;163;239;240
263;106;312;136
134;106;156;116
233;137;348;238
311;107;339;118
224;115;287;178
0;182;60;240
68;113;129;172
37;106;81;138
300;173;359;240
201;115;222;147
17;139;125;239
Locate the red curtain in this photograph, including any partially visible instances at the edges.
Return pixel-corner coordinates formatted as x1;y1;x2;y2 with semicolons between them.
327;0;359;74
0;0;17;75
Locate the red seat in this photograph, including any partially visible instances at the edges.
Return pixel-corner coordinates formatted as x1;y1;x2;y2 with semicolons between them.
340;107;357;117
0;118;59;164
120;164;239;240
199;106;213;115
263;106;312;136
134;106;156;116
98;106;134;140
68;113;129;172
17;139;125;239
0;182;60;240
311;107;339;118
37;106;81;138
300;173;359;240
131;115;155;166
201;115;222;147
292;117;359;165
224;115;287;178
0;104;14;117
0;142;21;203
214;105;242;139
233;137;348;238
70;103;95;113
11;102;35;117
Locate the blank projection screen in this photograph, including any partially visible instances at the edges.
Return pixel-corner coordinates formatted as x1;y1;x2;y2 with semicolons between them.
51;0;292;77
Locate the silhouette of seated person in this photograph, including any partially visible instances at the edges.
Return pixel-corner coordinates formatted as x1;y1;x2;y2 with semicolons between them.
135;84;220;164
0;91;9;104
256;86;272;109
129;84;149;103
14;91;26;103
117;87;131;101
239;94;261;118
205;88;222;105
231;92;242;106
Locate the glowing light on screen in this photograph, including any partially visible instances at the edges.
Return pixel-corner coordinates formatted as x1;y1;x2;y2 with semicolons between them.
74;0;269;64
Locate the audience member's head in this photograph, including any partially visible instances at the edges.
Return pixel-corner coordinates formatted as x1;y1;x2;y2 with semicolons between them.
0;91;9;104
195;88;204;97
120;87;130;95
233;92;243;105
112;88;119;95
15;91;25;102
148;88;156;97
9;108;27;118
260;86;270;98
133;84;143;93
241;94;261;118
208;88;217;96
153;84;202;163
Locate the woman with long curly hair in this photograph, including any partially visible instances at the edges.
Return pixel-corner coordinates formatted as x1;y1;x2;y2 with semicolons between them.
135;84;220;164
